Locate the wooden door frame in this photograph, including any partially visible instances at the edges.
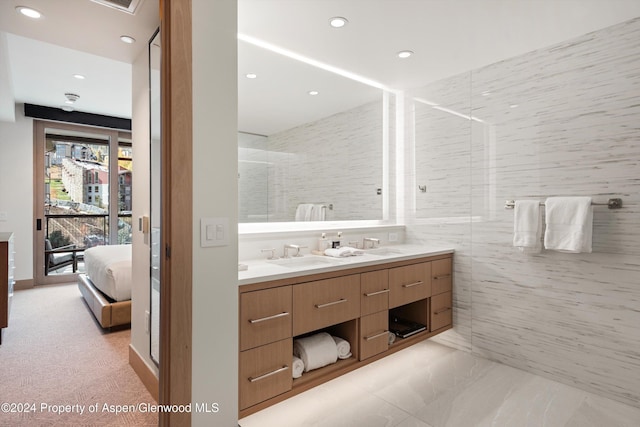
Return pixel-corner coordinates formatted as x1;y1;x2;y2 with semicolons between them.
159;0;193;425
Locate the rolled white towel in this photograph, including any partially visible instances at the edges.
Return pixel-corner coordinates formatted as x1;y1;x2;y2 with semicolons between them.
388;332;396;345
324;248;349;257
324;246;363;258
332;336;352;359
293;332;338;372
292;356;304;379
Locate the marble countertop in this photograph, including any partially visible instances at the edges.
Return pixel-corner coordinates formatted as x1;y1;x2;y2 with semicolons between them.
238;244;454;286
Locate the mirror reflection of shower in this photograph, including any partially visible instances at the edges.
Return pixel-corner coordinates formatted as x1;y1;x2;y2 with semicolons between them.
149;28;161;366
237;37;389;224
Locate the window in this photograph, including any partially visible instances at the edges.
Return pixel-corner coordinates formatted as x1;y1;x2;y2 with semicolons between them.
95;185;99;192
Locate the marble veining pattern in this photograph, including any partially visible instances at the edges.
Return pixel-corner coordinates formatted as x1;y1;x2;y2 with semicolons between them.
239;341;640;427
405;17;640;408
266;99;385;222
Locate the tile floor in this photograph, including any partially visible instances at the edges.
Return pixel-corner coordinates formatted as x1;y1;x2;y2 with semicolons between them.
239;341;640;427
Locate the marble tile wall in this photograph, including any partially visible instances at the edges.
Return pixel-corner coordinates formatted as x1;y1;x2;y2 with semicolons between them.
405;17;640;407
266;99;385;222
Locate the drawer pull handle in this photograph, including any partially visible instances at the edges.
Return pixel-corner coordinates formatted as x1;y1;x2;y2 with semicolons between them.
249;312;290;324
248;365;288;383
402;281;423;288
364;330;389;341
315;298;347;309
433;274;451;280
434;307;452;315
364;289;390;297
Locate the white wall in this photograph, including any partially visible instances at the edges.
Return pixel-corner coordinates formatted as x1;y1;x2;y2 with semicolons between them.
191;1;239;425
406;16;640;408
130;41;157;376
0;105;33;282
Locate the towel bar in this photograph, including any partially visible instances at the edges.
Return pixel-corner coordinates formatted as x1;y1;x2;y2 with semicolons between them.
505;198;622;210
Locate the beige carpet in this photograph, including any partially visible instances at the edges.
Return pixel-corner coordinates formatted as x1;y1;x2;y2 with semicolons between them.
0;284;157;426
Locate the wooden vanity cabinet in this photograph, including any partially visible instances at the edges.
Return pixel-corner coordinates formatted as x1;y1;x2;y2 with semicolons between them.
360;269;390;360
0;232;15;345
239;286;294;410
388;262;432;308
360;270;389;316
239;339;292;410
293;275;360;336
240;286;292;351
431;258;452;295
429;258;453;331
239;252;453;418
430;291;452;331
360;310;389;360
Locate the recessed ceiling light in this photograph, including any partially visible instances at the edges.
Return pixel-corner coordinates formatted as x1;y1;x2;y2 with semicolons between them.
120;35;136;44
329;17;348;28
245;73;257;79
397;50;414;59
308;90;319;96
510;104;519;108
16;6;42;19
481;91;492;97
73;74;86;80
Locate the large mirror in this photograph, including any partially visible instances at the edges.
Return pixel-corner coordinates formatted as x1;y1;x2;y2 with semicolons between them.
238;39;388;223
149;28;161;366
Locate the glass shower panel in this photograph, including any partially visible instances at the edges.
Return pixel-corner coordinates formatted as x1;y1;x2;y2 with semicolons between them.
409;73;473;220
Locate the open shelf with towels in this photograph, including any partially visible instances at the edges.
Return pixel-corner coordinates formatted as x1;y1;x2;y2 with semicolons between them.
238;252;453;418
292;319;359;389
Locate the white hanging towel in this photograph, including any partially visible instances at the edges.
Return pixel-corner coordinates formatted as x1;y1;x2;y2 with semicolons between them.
513;200;542;254
543;197;593;253
295;204;314;221
310;204;326;221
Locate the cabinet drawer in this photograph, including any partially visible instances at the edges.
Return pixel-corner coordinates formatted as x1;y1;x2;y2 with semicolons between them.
361;270;389;316
239;339;292;410
293;275;360;336
360;311;389;360
389;262;432;309
432;258;452;295
240;286;292;351
430;291;452;331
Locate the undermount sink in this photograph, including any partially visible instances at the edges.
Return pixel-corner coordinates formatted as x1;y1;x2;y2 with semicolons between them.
268;256;343;269
364;247;405;256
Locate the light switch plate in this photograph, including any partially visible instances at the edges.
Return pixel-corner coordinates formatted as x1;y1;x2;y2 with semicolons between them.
200;217;229;247
0;212;7;221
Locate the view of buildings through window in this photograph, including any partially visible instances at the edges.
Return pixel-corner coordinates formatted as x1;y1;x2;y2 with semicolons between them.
44;137;133;256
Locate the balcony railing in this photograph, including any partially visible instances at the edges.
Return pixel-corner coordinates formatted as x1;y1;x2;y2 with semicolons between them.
44;213;132;275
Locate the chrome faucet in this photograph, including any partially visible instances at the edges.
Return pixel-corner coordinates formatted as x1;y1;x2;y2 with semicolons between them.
284;244;307;258
363;237;380;249
261;248;279;260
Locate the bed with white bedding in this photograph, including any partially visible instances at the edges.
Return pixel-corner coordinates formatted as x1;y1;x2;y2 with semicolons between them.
77;244;132;328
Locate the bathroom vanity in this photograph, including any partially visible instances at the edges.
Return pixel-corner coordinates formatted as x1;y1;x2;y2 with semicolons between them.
238;247;453;417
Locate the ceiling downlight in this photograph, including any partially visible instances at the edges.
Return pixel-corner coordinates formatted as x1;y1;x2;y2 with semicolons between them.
16;6;42;19
329;17;348;28
120;35;136;44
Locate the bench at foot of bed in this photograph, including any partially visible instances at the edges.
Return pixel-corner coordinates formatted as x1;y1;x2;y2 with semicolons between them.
78;274;131;329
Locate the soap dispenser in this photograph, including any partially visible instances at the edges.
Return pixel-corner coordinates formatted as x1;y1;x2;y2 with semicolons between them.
332;232;343;249
318;233;331;252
